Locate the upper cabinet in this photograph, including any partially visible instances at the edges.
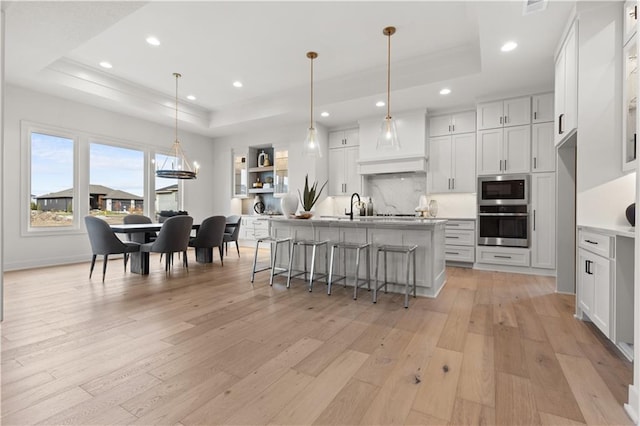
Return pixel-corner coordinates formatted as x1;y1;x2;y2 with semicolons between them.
329;128;359;149
273;147;289;197
429;111;476;137
231;150;248;198
477;125;531;175
623;33;638;172
624;0;638;45
554;21;578;146
477;97;531;130
429;133;476;193
532;93;554;123
531;122;556;173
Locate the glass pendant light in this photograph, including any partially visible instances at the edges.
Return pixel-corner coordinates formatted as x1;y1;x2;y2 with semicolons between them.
155;72;199;179
303;51;321;158
377;26;400;150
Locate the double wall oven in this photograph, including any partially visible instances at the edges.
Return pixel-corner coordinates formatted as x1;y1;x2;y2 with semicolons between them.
477;174;530;248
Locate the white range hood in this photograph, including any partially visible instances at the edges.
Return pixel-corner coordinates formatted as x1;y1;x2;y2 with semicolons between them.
358;155;427;175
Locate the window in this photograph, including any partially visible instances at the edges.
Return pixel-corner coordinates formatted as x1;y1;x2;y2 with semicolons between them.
30;132;74;228
154;153;181;218
90;143;145;225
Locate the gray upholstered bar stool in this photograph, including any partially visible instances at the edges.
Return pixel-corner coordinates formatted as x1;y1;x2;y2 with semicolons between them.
287;239;329;292
250;235;292;286
327;241;371;299
373;244;418;308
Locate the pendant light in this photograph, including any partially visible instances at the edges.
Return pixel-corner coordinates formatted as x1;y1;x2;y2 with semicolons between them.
156;72;199;179
377;26;400;150
303;51;321;158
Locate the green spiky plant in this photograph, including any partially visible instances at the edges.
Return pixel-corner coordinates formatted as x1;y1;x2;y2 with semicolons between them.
298;174;327;212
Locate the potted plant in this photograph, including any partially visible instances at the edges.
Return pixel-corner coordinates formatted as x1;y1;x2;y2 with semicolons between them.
298;174;327;218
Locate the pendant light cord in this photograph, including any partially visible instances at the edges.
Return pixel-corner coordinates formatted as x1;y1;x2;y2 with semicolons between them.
174;73;180;142
386;30;391;120
310;55;314;129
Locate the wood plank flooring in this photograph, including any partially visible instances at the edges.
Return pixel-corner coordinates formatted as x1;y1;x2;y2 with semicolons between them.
1;248;633;425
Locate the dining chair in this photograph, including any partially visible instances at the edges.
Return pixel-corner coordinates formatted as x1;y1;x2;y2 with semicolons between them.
84;215;141;282
140;215;194;272
188;215;226;265
123;214;157;243
224;215;242;257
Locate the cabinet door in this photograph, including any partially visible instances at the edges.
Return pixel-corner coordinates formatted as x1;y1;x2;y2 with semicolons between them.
554;47;566;146
429;136;453;193
578;249;595;317
532;93;554;123
273;148;289;196
451;133;476;192
232;151;248;198
329;131;345;149
592;254;611;337
343;128;359;148
624;0;638;45
451;111;476;134
531;173;556;269
328;149;347;196
531;122;555;172
504;97;531;127
503;125;531;173
563;23;578;138
477;129;503;175
429;115;453;137
343;146;361;194
477;101;503;130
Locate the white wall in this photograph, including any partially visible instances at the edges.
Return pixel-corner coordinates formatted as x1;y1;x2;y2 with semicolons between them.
426;193;476;219
3;85;216;270
211;123;330;216
576;2;636;228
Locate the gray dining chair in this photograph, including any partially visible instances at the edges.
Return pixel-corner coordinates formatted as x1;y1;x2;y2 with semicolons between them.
84;215;140;282
123;214;157;244
224;215;242;257
188;215;226;265
140;215;194;272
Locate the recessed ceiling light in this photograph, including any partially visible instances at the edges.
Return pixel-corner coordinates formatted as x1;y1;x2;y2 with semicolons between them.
99;61;113;69
233;81;243;88
321;111;330;117
187;95;196;101
375;101;385;107
146;36;161;46
501;41;518;52
440;88;451;95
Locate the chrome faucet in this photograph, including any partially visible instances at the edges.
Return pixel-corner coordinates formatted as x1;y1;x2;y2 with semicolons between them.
345;193;361;221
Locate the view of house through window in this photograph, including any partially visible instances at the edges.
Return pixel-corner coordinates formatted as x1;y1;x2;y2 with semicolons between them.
89;143;144;225
155;153;180;220
30;132;74;227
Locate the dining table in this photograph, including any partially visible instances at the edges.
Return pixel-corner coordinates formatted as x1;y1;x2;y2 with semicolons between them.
111;222;201;274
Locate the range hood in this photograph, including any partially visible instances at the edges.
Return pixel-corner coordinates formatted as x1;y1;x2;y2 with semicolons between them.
358;155;427;175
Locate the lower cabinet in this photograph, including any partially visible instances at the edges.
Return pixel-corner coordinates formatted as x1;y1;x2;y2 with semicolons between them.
577;247;611;337
476;246;530;267
239;216;269;242
531;173;556;269
445;220;475;263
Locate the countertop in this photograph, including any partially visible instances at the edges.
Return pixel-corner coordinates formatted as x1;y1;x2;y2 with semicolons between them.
269;216;447;229
578;224;636;239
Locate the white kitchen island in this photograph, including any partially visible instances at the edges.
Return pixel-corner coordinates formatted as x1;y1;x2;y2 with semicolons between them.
269;217;447;298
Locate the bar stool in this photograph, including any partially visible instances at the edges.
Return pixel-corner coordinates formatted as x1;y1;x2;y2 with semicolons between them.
327;241;371;299
287;239;329;292
251;236;292;286
373;244;418;308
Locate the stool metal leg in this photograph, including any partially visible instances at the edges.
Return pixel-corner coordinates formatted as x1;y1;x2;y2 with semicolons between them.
353;247;361;300
383;250;388;294
413;250;417;299
373;248;380;303
366;246;371;291
328;244;337;295
269;240;277;286
404;251;411;308
286;242;296;288
309;244;317;292
250;239;260;284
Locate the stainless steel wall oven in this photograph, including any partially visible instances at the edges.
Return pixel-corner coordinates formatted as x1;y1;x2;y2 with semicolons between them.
478;175;530;247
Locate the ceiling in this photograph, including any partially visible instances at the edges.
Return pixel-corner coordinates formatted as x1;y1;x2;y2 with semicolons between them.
3;1;575;138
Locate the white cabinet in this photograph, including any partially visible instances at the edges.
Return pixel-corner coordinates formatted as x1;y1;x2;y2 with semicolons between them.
531;173;556;269
429;111;476;137
329;146;360;196
554;21;578;146
231;150;248;198
476;246;530;267
578;247;611;337
445;220;475;263
329;128;359;149
532;93;554;123
273;147;289;197
429;133;476;193
477;125;531;175
477;97;531;130
623;34;637;172
624;0;638;45
531;122;556;172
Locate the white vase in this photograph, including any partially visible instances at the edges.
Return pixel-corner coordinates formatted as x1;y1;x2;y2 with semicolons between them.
280;192;299;217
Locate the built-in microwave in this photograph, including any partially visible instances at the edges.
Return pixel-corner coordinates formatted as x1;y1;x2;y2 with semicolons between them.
478;174;529;205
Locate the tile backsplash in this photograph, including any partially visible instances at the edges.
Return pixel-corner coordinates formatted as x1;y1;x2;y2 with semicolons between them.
363;172;427;214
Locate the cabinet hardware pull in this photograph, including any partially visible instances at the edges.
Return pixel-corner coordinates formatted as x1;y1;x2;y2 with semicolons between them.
448;125;451;132
452;124;455;132
534;111;537;120
504;115;508;124
504;159;507;171
448;224;459;226
446;236;460;239
452;178;455;189
559;113;564;134
585;239;598;245
635;5;638;20
494;255;512;259
445;252;459;255
500;116;503;125
586;260;593;275
499;160;502;171
534;157;537;169
448;178;451;190
533;210;536;231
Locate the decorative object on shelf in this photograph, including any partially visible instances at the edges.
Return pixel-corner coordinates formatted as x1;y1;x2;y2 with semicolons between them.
366;197;374;216
280;192;299;217
263;176;273;189
258;150;271;167
377;26;400;151
626;202;636;226
415;195;430;217
303;51;322;158
156;73;199;179
252;177;263;188
297;174;327;215
428;199;438;218
253;195;265;214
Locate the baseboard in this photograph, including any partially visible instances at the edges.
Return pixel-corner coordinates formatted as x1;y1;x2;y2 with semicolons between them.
625;384;639;424
473;263;556;276
4;254;99;271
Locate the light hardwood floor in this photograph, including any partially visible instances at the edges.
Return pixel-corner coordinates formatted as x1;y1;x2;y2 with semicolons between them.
1;248;633;425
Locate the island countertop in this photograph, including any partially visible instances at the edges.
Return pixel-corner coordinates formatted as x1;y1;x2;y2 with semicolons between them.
269;216;448;230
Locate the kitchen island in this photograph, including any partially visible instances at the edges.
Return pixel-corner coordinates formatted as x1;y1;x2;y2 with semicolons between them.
269;217;447;298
